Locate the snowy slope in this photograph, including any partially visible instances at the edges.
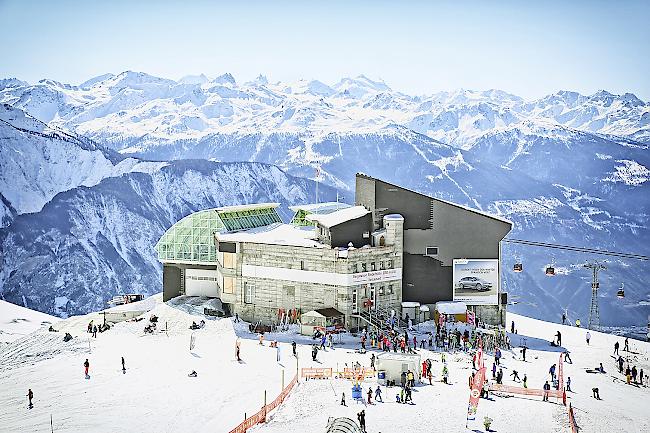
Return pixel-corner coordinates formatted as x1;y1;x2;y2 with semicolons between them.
0;300;59;344
0;300;648;433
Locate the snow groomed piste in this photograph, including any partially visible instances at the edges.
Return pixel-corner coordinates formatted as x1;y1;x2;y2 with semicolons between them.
1;296;649;433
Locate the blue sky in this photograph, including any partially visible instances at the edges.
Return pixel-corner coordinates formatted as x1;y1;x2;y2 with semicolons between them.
1;0;648;99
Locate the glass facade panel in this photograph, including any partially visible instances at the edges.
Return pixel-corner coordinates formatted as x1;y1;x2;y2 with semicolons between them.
155;209;225;262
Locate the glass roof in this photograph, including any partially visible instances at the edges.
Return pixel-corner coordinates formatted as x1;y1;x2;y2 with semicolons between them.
218;207;282;232
155;209;225;262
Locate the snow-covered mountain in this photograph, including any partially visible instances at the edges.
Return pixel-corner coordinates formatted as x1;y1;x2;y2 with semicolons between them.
0;160;337;317
0;72;648;327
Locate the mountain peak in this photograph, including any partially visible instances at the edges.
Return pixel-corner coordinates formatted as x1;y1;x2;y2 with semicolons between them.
212;73;236;86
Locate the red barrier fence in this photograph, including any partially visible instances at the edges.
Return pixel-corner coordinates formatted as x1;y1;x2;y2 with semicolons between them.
301;367;333;379
489;384;564;403
228;373;298;433
568;403;579;433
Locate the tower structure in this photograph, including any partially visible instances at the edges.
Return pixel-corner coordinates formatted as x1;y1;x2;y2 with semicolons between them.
584;261;606;330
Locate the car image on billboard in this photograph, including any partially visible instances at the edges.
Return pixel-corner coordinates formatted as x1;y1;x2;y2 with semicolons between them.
453;259;499;305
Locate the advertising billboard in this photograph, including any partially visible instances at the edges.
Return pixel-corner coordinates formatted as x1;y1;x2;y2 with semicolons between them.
453;259;499;305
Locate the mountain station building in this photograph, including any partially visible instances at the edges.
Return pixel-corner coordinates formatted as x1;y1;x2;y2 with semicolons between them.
155;174;512;328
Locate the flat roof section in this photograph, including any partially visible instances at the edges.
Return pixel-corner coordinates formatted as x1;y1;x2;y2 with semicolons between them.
306;205;370;228
216;223;325;248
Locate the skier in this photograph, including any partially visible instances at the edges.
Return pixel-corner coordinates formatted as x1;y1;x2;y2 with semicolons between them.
92;325;98;338
614;341;620;355
276;344;281;362
442;365;449;384
542;381;551;401
291;341;297;357
494;347;501;365
321;334;327;350
562;312;566;325
84;359;90;378
564;350;572;364
311;345;318;361
556;331;562;347
375;386;382;402
549;364;556;381
624;337;629;352
618;356;624;373
592;387;600;399
575;319;581;328
510;370;521;382
566;376;572;392
371;353;376;370
367;387;373;404
496;368;504;384
511;321;515;334
492;362;497;378
341;392;346;406
427;370;433;385
405;386;413;403
585;331;591;345
523;374;528;388
27;389;33;408
521;346;527;362
259;334;264;345
357;410;366;432
236;338;242;361
400;371;407;388
121;356;126;373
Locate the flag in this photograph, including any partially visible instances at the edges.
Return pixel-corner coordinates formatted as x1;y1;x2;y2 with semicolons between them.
467;366;486;421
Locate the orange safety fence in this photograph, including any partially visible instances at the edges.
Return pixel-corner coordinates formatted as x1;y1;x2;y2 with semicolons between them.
568;403;579;433
340;368;376;379
301;367;333;379
489;384;564;400
228;373;298;433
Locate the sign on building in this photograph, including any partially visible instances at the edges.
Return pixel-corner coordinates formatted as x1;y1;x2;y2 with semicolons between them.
452;259;499;305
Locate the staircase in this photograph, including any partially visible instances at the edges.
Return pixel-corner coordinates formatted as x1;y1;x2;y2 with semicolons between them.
353;307;406;334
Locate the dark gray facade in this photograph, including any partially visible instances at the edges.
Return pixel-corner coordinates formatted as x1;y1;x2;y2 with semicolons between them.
329;214;373;248
355;173;512;305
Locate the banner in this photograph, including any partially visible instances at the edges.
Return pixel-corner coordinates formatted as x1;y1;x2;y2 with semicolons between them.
453;259;499;305
466;310;476;327
467;367;486;421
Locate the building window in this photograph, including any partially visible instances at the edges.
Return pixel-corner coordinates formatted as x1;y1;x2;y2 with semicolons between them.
353;263;359;273
223;252;236;268
284;286;295;296
379;286;385;295
244;282;254;304
300;260;305;270
387;259;393;269
425;247;439;257
361;263;367;272
388;284;394;295
380;261;385;270
371;262;376;271
223;277;235;294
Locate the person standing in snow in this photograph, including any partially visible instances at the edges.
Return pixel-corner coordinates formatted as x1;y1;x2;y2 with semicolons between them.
92;325;98;338
367;387;373;404
375;386;382;402
614;341;620;355
511;321;515;334
259;333;264;345
566;376;572;392
564;350;572;364
556;331;562;347
562;312;566;325
291;341;297;357
340;392;346;406
442;365;449;384
585;331;591;345
276;344;281;362
592;387;600;399
357;410;366;432
549;364;556;381
370;353;376;370
84;359;90;378
27;389;33;408
523;374;528;388
121;356;126;373
311;345;318;361
236;338;242;361
542;381;551;401
494;347;501;365
521;346;527;362
624;337;629;352
496;368;503;384
492;362;497;378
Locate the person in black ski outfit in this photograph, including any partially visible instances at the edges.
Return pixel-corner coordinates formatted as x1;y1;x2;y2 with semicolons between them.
357;410;366;432
121;356;126;373
292;341;297;357
27;389;33;408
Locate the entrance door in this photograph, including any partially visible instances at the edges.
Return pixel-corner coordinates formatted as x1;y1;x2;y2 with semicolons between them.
370;286;376;311
185;268;219;297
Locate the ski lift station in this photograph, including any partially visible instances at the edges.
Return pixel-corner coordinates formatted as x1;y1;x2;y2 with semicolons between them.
156;173;512;329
